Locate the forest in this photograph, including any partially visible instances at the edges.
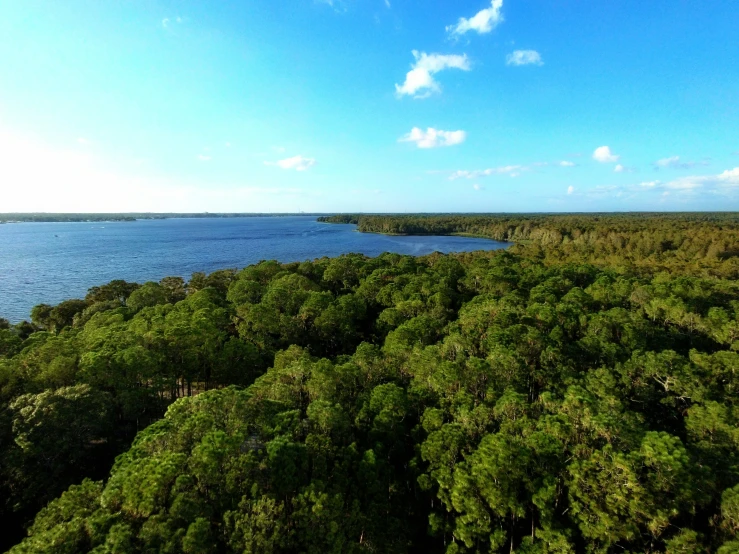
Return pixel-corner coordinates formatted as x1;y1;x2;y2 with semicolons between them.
318;213;739;278
2;213;739;553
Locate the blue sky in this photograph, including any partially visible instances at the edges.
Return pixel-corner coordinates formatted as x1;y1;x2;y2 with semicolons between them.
0;0;737;213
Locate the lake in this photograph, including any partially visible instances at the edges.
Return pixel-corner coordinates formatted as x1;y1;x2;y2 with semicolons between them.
0;216;508;322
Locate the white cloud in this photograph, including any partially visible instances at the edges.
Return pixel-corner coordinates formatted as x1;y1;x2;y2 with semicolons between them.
450;165;524;180
264;155;316;171
654;155;708;170
399;127;466;148
506;50;543;66
559;160;575;167
395;51;470;99
225;142;231;148
655;156;680;168
614;164;624;173
197;154;212;162
162;16;184;29
384;0;391;7
593;146;620;163
315;0;349;13
473;183;484;191
585;168;739;202
567;186;575;195
717;167;739;183
662;167;739;191
447;0;503;36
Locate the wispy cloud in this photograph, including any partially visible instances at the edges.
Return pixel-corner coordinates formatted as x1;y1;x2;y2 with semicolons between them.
197;154;212;162
399;127;466;148
473;183;484;191
264;155;316;171
657;167;739;191
446;159;576;179
162;16;183;29
506;50;543;66
593;146;620;163
584;167;739;201
450;165;524;180
395;51;470;99
654;155;709;170
447;0;503;36
567;186;575;195
315;0;348;13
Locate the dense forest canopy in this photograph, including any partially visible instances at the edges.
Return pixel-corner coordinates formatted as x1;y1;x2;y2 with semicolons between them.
319;213;739;278
2;213;739;553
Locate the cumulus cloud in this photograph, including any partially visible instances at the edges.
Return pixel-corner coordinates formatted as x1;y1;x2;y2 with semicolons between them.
399;127;466;148
559;161;575;167
614;164;625;173
593;146;620;163
506;50;543;66
447;0;503;36
264;155;316;171
395;51;470;99
567;186;575;195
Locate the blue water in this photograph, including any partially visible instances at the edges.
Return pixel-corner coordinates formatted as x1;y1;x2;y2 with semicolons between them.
0;216;507;322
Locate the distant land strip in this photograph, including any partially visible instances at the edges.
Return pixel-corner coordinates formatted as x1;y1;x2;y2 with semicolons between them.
0;213;337;223
4;211;739;224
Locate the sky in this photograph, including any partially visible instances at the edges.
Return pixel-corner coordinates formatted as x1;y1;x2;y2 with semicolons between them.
0;0;738;213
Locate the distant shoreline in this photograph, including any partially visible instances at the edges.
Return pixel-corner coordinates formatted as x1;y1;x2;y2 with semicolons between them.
0;213;332;223
4;211;739;224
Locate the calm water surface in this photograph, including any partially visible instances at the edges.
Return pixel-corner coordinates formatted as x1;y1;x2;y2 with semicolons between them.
0;217;507;322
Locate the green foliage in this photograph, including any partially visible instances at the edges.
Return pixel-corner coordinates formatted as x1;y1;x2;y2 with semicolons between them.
126;282;169;311
5;215;739;552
